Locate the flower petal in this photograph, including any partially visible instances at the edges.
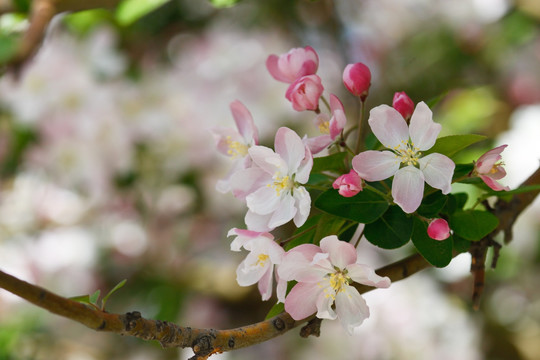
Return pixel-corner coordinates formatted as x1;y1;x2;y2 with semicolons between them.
315;284;337;320
230;100;258;145
236;254;269;286
246;186;281;215
418;153;455;194
480;175;510;191
244;210;273;232
268;193;296;229
367;105;409;149
352;150;400;181
248;146;286;175
292;187;311;228
392;166;425;213
335;286;370;335
257;266;273;301
284;282;321;320
229;167;269;199
275;127;306;173
320;235;357;269
409;102;441;151
347;263;391;288
278;244;323;282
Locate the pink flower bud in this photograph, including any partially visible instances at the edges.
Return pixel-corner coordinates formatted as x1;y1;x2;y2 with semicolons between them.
342;62;371;100
285;75;324;112
332;170;363;197
427;218;451;241
266;46;319;84
392;91;415;121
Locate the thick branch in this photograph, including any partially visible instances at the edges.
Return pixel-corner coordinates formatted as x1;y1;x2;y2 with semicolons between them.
0;167;537;359
7;0;123;71
0;252;428;359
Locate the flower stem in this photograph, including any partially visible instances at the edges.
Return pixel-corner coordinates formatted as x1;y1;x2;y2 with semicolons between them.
320;95;331;112
354;98;368;154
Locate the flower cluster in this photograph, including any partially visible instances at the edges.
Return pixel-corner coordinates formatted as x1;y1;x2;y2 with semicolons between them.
215;46;511;333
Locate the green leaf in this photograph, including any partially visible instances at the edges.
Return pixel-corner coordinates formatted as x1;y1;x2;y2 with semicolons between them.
449;210;499;241
208;0;242;8
101;279;127;309
69;294;91;303
0;34;19;64
411;218;453;267
452;163;474;181
265;302;284;320
284;215;319;251
116;0;170;26
311;152;347;174
453;235;471;254
443;193;468;215
424;134;486;159
314;215;346;245
417;191;447;218
486;184;540;196
314;188;389;224
364;206;413;249
89;290;101;305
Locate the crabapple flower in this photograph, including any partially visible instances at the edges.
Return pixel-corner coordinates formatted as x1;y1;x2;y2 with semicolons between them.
343;62;371;100
333;169;363;197
278;235;390;334
473;145;510;191
213;100;259;193
427;218;451;240
285;75;324;112
230;127;313;232
266;46;319;83
352;102;455;213
229;228;286;302
393;91;415;121
304;94;347;154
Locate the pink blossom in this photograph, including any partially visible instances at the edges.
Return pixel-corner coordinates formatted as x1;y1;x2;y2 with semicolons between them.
213;100;259;193
285;75;324;112
333;170;363;197
228;228;286;302
343;63;371;100
303;94;347;154
266;46;319;84
427;218;451;241
474;145;510;191
230;127;313;231
278;236;390;334
352;102;455;213
392;91;415;121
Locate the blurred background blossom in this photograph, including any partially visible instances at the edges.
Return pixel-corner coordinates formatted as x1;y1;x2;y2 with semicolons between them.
0;0;539;359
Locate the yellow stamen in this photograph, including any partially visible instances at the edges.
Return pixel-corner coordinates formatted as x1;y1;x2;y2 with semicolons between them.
395;140;421;166
318;121;330;134
267;173;294;196
225;136;248;158
255;254;269;267
320;270;351;300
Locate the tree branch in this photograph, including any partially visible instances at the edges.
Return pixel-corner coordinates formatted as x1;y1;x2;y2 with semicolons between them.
0;252;429;359
0;167;537;359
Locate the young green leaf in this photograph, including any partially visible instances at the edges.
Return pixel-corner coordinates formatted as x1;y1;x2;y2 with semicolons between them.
116;0;169;26
265;302;285;320
417;191;447;218
101;279;127;309
89;290;101;305
364;206;413;249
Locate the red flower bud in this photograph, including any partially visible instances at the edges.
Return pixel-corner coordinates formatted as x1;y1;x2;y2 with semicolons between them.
342;63;371;100
427;218;451;241
392;91;415;121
